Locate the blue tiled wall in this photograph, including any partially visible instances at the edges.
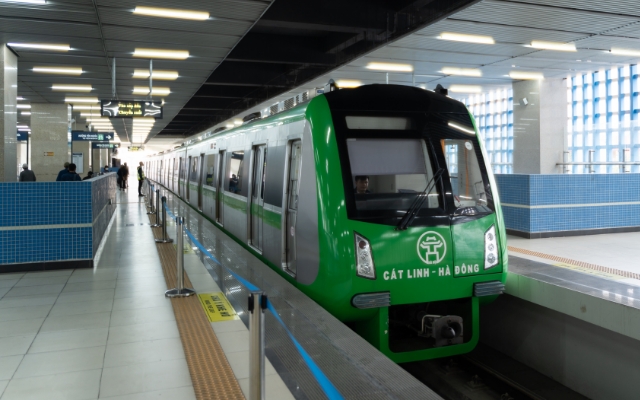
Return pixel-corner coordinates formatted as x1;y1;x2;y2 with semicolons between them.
0;174;116;265
496;174;640;234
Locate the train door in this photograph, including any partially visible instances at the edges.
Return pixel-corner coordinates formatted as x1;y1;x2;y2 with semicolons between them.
216;151;225;225
283;140;302;275
186;156;192;202
249;145;267;251
198;154;205;210
178;157;183;197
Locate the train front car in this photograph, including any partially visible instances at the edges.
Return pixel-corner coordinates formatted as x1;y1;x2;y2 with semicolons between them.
307;85;507;363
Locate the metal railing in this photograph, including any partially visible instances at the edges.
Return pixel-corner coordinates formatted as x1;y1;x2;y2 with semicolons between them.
558;150;640;173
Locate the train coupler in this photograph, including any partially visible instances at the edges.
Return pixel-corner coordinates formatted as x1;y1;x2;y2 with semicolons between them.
419;314;464;347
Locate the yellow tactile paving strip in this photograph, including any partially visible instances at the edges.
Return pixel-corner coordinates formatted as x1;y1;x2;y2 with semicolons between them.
509;246;640;280
150;218;245;400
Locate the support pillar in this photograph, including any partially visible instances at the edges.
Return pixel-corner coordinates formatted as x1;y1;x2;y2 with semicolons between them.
73;141;91;176
1;45;18;181
101;148;109;170
512;78;567;174
31;104;70;181
92;148;101;173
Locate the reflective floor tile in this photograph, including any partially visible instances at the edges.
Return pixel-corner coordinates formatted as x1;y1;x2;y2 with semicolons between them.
56;289;115;304
62;280;117;293
211;319;246;334
67;270;119;283
109;307;175;328
97;385;196;400
0;318;45;339
0;304;53;322
28;328;109;354
1;368;101;400
3;284;65;298
112;296;172;312
224;350;277;380
0;335;36;357
0;380;8;397
238;374;295;400
0;295;57;309
100;359;192;398
39;311;111;333
0;280;19;289
48;299;113;317
24;270;73;278
107;321;179;345
104;337;185;368
214;330;250;354
13;276;70;288
0;273;24;281
0;355;23;380
13;346;105;379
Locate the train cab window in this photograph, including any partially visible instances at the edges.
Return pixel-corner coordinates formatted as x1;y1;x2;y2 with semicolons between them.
203;155;215;187
346;138;440;212
443;139;491;214
225;151;244;194
190;157;199;181
346;116;413;130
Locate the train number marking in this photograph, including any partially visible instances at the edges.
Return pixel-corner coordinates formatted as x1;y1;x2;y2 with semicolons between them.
417;231;447;265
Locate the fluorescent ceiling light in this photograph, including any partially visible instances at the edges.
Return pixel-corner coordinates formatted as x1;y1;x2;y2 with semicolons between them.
21;111;31;116
132;86;171;96
441;67;482;77
17;96;26;101
65;97;99;103
133;6;209;21
448;121;475;135
336;80;363;88
3;0;46;3
133;48;189;60
34;66;83;75
609;48;640;57
529;40;576;52
16;104;31;109
366;62;413;72
509;71;544;80
448;84;483;93
132;69;179;80
16;125;30;129
71;105;100;110
439;32;494;45
225;124;234;129
52;84;92;92
8;43;70;51
233;119;242;126
80;112;101;117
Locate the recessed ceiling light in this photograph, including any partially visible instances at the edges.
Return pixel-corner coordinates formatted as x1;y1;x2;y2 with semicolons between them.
17;104;31;109
71;105;100;110
366;62;413;72
133;6;209;21
609;48;640;57
335;80;363;88
65;97;99;103
133;48;189;60
448;85;483;93
8;43;70;51
52;84;92;92
132;69;179;80
439;32;495;45
17;96;26;101
132;86;171;96
529;41;576;52
20;111;31;116
3;0;46;3
80;112;101;117
509;71;544;80
34;66;83;75
441;67;482;77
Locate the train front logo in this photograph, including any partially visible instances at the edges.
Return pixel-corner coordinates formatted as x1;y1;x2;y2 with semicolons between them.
417;231;447;265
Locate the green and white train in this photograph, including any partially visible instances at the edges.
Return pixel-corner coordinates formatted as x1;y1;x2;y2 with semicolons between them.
148;84;507;363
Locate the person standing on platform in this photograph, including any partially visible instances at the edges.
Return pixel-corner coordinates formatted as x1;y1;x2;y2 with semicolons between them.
137;161;146;197
117;166;125;190
56;162;70;181
59;163;82;181
19;164;36;182
122;163;129;189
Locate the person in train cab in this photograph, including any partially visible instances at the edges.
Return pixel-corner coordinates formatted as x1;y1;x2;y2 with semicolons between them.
19;164;36;182
56;162;70;181
59;163;82;181
137;162;146;197
354;175;371;194
229;174;239;193
82;171;94;180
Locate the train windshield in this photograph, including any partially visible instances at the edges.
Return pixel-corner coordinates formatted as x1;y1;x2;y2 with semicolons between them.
339;114;494;226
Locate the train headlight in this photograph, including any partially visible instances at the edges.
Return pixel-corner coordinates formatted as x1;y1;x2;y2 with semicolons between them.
484;225;499;269
355;233;376;279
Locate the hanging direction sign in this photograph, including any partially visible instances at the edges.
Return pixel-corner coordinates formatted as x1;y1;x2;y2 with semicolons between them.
101;100;163;118
72;131;113;141
17;131;28;141
92;142;120;149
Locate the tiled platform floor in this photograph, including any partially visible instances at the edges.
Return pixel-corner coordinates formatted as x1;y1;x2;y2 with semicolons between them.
0;183;292;400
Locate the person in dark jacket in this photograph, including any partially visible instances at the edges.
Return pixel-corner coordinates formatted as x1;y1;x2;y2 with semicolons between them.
116;165;127;190
59;163;82;181
121;163;129;189
137;162;145;196
19;164;36;182
82;171;94;180
56;162;70;181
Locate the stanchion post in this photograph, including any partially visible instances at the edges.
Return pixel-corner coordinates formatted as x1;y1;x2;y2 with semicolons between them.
165;217;195;298
147;186;155;214
151;189;161;227
155;196;173;244
249;291;266;400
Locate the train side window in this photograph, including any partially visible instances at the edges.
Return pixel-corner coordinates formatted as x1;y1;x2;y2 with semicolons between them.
225;151;244;194
190;157;199;181
203;155;215;187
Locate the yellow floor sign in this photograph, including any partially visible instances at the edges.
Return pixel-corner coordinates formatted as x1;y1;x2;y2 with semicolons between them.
198;292;239;322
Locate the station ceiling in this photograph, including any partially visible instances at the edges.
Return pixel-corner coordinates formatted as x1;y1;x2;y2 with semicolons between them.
4;0;640;148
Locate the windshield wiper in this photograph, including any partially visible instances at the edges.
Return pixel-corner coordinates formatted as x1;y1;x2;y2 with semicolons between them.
396;168;445;231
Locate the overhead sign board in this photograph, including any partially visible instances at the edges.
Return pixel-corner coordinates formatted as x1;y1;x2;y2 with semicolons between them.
17;131;28;141
128;146;144;152
72;131;113;141
92;142;120;149
101;100;163;119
